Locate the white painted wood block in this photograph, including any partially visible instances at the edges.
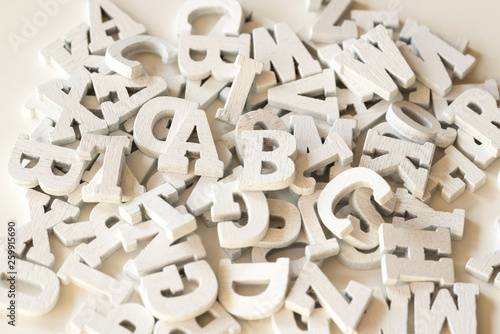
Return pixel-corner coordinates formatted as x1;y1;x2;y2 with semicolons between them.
40;23;111;77
291;131;353;196
92;73;167;131
286;261;372;333
393;188;465;240
154;302;241;334
124;233;206;279
318;167;396;239
360;129;435;199
218;258;290;320
185;164;240;216
87;0;146;54
78;133;132;203
57;253;133;304
118;219;162;253
290;115;323;157
126;149;157;185
0;250;59;316
176;0;243;37
235;109;288;163
36;73;109;145
299;185;340;262
24;91;60;120
211;181;269;248
398;18;469;54
424;145;486;203
29;117;54;143
185;76;229;109
344;188;384;250
268;69;339;124
105;35;177;78
380;224;455;287
251;240;321;279
238;130;296;191
140;260;217;322
309;0;357;43
332;25;415;100
252;198;301;248
178;32;250;82
162;170;199;194
412;282;479;334
351;9;399;34
8;134;87;196
133;96;196;158
386;101;456;147
442;88;500;157
53;202;125;269
399;25;475;96
432;79;499;123
13;190;79;268
466;249;500;289
317;44;374;102
403;81;431;109
338;240;382;270
69;302;154;334
119;183;196;241
252;22;321;84
159;108;224;178
354;285;411;334
216;55;263;126
328;117;357;180
272;307;330;334
456;128;496;169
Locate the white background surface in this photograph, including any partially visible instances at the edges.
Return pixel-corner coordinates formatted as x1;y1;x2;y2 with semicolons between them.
1;0;500;333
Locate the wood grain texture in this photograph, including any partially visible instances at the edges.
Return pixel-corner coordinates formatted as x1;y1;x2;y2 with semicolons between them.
238;130;296;191
268;69;339;124
154;301;241;334
8;134;87;196
140;260;217;322
0;250;60;316
442;88;500;158
399;23;475;96
309;0;357;43
424;145;486;203
411;282;479;334
57;253;133;304
178;31;250;82
119;182;196;241
332;25;415;100
393;188;465;240
354;286;411;334
175;0;244;37
69;302;154;334
360;129;435;199
318;167;396;239
211;181;269;248
40;23;111;77
386;100;456;147
53;202;125;269
216;55;263;126
286;261;372;334
87;0;146;54
380;224;455;287
252;22;321;84
105;34;177;78
36;73;109;145
218;258;290;320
